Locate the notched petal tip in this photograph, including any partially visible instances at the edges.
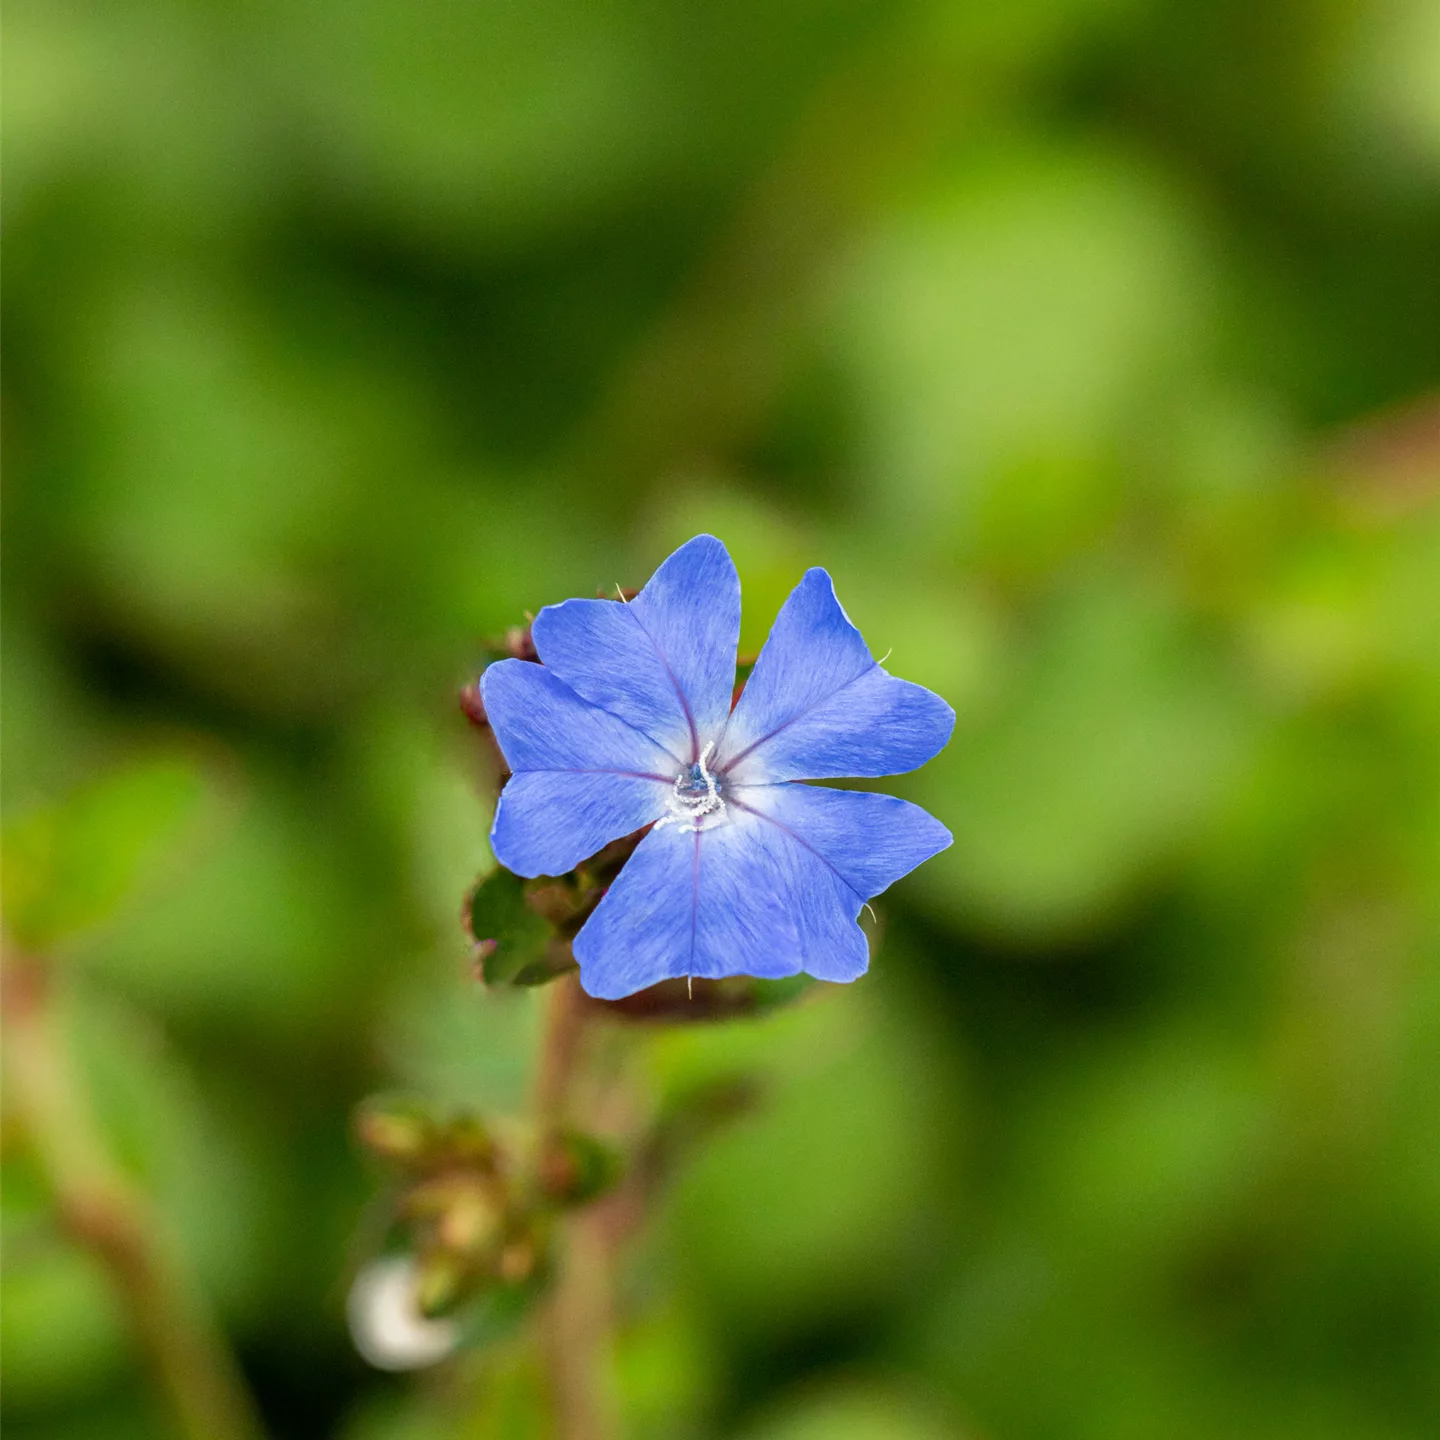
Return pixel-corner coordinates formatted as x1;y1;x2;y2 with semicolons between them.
719;559;960;782
524;534;741;756
671;532;731;559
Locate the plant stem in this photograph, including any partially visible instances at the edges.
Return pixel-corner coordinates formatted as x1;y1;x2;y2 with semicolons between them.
533;974;616;1440
533;971;588;1137
1;953;267;1440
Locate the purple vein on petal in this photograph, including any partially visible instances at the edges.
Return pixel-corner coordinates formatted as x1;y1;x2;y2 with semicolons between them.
560;683;688;770
727;792;865;905
720;661;881;775
689;828;702;975
513;768;674;782
622;603;702;763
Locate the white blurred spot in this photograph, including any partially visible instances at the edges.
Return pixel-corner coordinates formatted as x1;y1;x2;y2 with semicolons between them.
347;1255;458;1371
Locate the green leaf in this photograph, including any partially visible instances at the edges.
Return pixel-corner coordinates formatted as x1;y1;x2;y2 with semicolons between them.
1;759;207;952
465;868;553;987
0;1229;131;1412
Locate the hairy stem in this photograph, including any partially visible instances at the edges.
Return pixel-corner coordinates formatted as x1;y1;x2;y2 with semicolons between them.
533;974;616;1440
1;954;266;1440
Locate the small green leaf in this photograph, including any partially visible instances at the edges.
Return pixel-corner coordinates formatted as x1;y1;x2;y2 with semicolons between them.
1;759;208;952
506;941;578;987
466;868;552;986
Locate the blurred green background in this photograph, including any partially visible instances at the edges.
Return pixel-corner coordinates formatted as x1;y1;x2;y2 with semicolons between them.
5;0;1440;1436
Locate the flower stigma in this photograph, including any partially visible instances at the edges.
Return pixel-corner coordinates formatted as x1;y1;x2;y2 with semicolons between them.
654;740;727;833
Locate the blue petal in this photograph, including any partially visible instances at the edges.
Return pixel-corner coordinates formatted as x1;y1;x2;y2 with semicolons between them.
530;535;741;762
716;568;955;783
481;659;678;775
481;659;674;876
572;811;804;999
730;783;953;982
571;782;952;997
732;782;952;898
491;771;667;878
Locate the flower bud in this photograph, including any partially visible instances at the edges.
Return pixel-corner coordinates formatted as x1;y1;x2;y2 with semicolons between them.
442;1114;496;1170
354;1099;439;1168
503;626;538;662
459;682;488;728
497;1232;540;1286
435;1180;502;1258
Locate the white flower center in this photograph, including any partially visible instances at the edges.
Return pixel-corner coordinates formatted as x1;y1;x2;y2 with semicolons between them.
654;741;727;833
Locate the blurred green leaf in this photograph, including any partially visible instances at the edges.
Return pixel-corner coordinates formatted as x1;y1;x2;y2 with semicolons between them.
383;950;542;1114
81;770;385;1032
750;974;816;1012
70;986;269;1322
2;758;207;953
916;577;1259;937
7;0;1440;1431
0;1227;131;1416
837;147;1206;538
733;1379;964;1440
467;869;558;987
656;980;963;1333
613;1299;715;1439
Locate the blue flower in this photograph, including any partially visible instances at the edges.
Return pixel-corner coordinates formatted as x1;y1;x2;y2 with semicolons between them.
481;535;955;1000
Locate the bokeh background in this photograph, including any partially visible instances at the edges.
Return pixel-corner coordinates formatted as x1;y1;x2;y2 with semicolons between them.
5;0;1440;1436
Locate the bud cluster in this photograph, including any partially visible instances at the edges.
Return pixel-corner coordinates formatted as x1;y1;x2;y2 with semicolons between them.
353;1099;621;1318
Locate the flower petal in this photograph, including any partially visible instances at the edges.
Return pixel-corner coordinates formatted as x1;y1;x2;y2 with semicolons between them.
571;783;952;997
491;771;668;878
732;782;952;898
481;658;678;775
530;535;741;762
716;568;955;783
731;783;953;981
481;659;675;875
571;810;804;999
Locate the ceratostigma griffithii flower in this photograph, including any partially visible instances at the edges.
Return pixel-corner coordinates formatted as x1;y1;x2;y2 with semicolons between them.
480;536;954;999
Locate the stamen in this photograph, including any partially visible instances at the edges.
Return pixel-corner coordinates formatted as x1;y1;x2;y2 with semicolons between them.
697;741;718;802
653;740;727;833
